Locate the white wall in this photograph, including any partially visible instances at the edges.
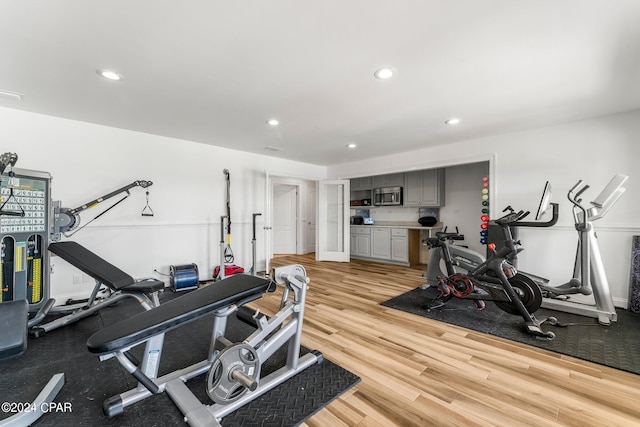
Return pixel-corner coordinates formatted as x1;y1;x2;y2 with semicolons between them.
1;106;326;302
330;109;640;307
439;162;490;254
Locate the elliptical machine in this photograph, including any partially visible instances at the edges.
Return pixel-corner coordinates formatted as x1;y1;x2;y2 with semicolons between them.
537;174;628;325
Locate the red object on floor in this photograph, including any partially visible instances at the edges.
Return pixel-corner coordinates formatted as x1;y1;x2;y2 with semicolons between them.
213;264;245;278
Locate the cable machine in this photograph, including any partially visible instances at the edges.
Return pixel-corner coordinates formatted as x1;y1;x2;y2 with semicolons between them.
51;179;153;241
1;151;154;313
1;153;52;312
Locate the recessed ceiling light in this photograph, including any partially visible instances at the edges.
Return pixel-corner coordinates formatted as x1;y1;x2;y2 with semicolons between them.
445;118;461;125
266;119;280;126
347;143;357;149
97;69;123;81
374;67;396;80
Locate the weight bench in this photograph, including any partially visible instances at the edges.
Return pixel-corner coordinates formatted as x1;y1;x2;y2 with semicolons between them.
0;300;64;427
30;241;164;337
87;264;323;427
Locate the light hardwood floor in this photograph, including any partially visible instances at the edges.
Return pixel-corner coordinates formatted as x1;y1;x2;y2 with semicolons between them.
249;254;640;427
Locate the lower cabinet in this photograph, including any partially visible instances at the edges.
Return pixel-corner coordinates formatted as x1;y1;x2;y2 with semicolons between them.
371;228;391;259
351;227;419;265
390;229;408;263
354;234;371;257
350;227;371;257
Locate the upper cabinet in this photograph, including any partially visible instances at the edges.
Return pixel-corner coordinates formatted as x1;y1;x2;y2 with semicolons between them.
372;173;404;188
350;176;372;191
350;169;444;207
404;169;445;207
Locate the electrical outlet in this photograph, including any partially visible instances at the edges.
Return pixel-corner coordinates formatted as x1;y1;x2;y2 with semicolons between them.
72;274;82;285
82;274;92;283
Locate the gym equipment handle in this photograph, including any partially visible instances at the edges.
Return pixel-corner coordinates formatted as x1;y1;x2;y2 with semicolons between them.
514;203;559;228
252;213;262;239
69;180;153;215
0;210;24;217
231;368;258;391
132;369;160;394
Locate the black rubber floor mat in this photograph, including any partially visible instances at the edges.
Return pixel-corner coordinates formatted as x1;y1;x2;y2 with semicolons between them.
382;286;640;375
0;290;359;426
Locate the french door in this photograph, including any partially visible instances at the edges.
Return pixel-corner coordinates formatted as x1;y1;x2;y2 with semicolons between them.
316;179;350;262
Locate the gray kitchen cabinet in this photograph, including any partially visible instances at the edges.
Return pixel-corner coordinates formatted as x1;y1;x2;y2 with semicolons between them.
350;226;423;265
404;169;445;206
372;173;404;188
352;226;371;257
390;228;408;262
350;176;371;191
370;227;391;259
350;177;372;202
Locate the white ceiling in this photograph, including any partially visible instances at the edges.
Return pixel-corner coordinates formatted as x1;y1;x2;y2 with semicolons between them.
1;1;640;166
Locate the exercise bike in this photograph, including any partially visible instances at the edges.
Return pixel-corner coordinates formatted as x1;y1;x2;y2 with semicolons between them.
423;208;556;340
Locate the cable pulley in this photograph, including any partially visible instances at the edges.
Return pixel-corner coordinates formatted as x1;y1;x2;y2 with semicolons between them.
52;179;154;239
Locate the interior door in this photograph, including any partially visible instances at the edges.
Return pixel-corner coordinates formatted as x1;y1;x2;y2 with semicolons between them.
273;184;297;254
317;179;350;262
306;182;317;254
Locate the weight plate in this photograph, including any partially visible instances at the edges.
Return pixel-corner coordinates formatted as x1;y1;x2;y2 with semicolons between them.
206;343;260;404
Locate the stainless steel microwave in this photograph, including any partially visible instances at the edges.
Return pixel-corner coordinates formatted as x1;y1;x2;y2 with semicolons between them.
373;186;403;206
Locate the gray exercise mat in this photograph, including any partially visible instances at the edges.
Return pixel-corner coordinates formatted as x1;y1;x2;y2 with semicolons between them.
0;291;359;426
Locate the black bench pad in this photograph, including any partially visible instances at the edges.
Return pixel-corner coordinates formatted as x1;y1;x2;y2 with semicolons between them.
49;241;135;290
87;274;272;354
0;300;28;360
121;278;165;293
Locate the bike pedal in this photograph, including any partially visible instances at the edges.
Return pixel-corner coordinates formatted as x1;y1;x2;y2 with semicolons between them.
473;300;486;310
436;277;450;296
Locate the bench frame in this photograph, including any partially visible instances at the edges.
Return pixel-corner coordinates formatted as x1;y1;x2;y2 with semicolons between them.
92;265;322;426
31;241;164;337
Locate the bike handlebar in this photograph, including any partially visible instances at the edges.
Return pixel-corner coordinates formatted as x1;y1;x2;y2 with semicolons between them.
494;209;529;226
435;232;464;241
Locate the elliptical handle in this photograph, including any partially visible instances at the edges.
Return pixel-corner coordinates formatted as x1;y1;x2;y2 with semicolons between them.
567;180;589;205
568;179;583;194
567;180;589;228
573;184;590;202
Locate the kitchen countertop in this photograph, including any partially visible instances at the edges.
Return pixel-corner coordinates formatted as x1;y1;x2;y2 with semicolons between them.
351;221;443;230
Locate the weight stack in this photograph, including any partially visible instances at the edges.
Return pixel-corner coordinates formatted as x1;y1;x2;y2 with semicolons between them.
170;263;199;292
